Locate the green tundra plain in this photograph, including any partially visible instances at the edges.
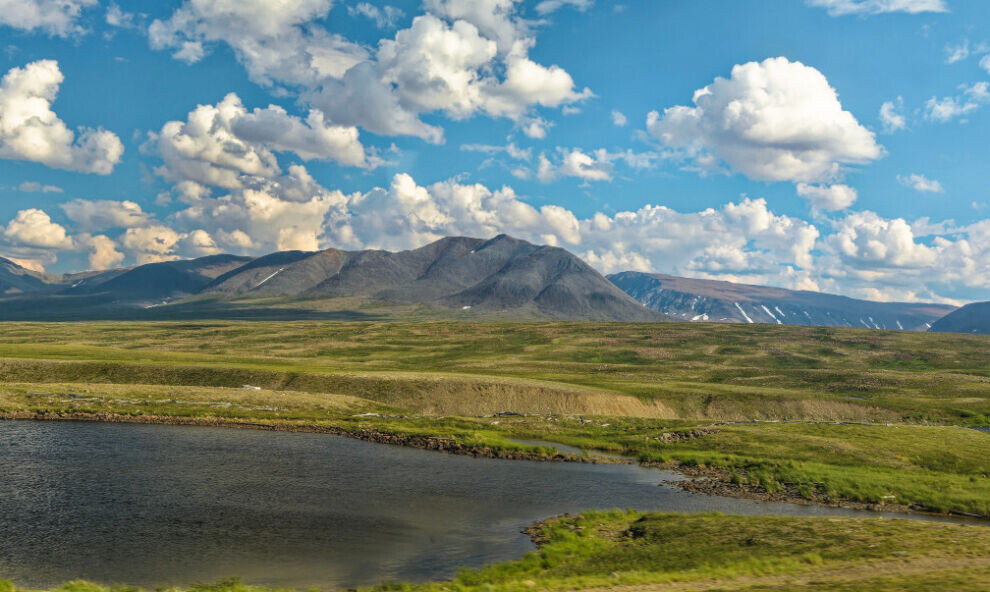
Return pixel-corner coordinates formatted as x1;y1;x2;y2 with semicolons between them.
1;321;989;591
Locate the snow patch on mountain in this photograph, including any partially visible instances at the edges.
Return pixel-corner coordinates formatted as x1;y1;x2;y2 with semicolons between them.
734;302;755;324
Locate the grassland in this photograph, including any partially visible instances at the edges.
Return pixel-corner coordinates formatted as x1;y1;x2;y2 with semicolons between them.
5;511;990;592
1;321;988;519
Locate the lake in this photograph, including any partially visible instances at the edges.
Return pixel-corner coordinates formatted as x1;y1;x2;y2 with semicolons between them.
0;421;972;589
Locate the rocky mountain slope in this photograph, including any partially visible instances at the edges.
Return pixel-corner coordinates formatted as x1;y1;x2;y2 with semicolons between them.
199;235;661;320
608;271;955;331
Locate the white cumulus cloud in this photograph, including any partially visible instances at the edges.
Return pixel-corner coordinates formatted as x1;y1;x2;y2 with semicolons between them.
898;173;944;193
149;0;367;86
532;147;660;183
879;97;906;133
647;57;883;185
0;0;98;37
309;14;590;143
170;165;350;254
60;199;151;232
0;60;123;174
152;1;591;145
423;0;527;54
796;183;859;211
121;224;184;264
813;212;990;302
2;208;72;248
83;234;125;270
326;173;580;251
829;211;937;268
148;93;375;190
348;2;404;29
925;82;990;122
556;148;613;182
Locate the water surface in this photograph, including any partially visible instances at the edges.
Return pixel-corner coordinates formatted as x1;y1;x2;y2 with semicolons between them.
0;421;974;589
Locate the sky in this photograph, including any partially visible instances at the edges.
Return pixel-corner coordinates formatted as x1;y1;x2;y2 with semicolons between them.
0;0;988;305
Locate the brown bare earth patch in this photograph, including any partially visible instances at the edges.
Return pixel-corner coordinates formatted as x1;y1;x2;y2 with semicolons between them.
392;384;678;417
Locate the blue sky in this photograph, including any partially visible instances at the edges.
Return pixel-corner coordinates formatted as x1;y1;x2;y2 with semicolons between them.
0;0;988;304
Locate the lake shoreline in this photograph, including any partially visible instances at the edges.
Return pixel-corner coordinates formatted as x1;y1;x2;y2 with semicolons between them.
0;410;607;463
3;411;987;523
647;461;989;521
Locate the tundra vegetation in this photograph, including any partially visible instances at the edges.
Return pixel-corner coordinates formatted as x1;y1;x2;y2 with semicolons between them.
1;321;988;590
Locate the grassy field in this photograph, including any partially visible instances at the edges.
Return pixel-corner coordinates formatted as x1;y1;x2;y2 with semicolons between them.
1;321;988;518
4;511;989;592
0;321;988;422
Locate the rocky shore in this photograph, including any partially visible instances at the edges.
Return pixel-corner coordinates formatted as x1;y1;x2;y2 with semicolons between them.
653;461;988;520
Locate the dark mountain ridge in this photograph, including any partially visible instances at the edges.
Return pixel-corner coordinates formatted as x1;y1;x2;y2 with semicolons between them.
929;301;990;334
69;255;253;301
1;256;52;295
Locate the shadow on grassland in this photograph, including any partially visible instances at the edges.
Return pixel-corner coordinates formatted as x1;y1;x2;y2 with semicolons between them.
0;294;383;322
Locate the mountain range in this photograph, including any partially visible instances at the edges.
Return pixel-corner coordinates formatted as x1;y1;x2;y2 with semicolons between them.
0;235;980;331
0;235;663;322
608;271;957;332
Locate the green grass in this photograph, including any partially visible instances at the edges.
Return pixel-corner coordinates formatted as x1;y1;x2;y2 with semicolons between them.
0;321;988;422
424;511;990;590
5;511;989;592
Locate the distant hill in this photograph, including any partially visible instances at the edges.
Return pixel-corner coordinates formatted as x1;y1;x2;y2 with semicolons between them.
0;257;54;295
67;255;253;301
0;236;664;322
608;271;955;331
929;302;990;334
